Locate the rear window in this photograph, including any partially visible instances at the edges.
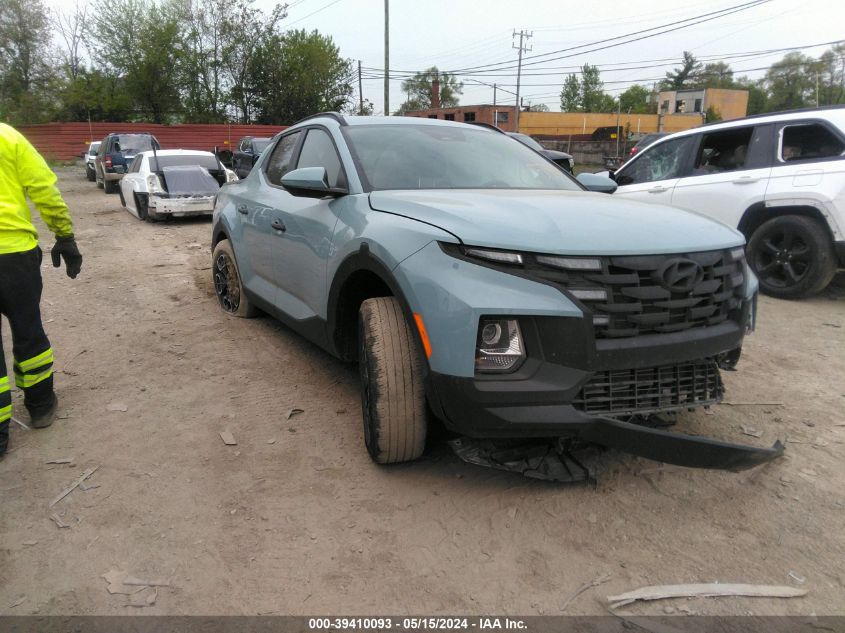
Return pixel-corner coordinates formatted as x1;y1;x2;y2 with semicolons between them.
253;139;271;154
780;123;845;162
114;134;156;154
148;155;221;171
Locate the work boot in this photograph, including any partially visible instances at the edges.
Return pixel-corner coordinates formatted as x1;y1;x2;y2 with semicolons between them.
0;428;8;456
28;393;58;429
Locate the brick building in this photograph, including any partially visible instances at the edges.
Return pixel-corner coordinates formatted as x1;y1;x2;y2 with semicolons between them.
657;88;749;121
403;105;519;132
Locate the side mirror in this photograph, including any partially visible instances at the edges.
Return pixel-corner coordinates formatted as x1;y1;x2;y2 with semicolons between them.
281;167;347;198
576;173;617;194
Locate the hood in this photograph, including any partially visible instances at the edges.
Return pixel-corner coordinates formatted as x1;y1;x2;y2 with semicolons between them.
368;190;744;255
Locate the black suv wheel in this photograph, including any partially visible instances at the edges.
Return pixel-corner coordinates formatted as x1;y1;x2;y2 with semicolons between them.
747;215;836;299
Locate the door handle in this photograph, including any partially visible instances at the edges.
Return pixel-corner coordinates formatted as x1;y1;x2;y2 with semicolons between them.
271;219;286;232
732;176;760;184
647;186;668;193
237;204;248;215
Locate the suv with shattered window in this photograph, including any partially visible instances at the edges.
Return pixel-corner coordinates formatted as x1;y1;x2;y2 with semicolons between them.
609;106;845;298
211;114;781;471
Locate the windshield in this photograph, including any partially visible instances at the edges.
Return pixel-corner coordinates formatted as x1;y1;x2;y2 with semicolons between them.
345;124;579;191
253;139;271;154
148;154;222;172
510;133;543;151
117;134;156;155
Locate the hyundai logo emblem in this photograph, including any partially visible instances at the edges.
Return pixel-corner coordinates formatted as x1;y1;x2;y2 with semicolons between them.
655;258;704;293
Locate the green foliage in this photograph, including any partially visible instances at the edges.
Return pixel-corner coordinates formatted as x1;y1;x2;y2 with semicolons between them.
764;52;814;111
559;64;616;113
704;106;722;123
248;29;353;124
0;0;54;123
662;51;702;90
559;74;580;112
695;62;735;89
619;85;651;114
395;66;463;114
526;103;549;112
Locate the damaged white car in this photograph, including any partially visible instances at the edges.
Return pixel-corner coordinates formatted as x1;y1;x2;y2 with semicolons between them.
119;149;237;222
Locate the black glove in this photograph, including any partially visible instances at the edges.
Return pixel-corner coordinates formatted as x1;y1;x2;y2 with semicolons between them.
51;235;83;279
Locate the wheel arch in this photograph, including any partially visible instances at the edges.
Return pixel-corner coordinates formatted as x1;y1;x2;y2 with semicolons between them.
327;246;422;365
738;203;836;244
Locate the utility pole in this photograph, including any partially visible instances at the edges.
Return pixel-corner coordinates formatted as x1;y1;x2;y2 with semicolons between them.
512;29;532;132
384;0;389;115
358;60;364;115
493;83;497;128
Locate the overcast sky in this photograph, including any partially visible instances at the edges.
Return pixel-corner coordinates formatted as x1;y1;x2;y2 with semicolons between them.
256;0;845;114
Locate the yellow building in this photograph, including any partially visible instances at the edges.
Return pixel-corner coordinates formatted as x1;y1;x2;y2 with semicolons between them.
657;88;749;120
518;112;702;137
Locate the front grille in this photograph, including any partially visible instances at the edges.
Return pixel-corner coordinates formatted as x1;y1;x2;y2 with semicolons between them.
572;359;723;416
522;250;745;338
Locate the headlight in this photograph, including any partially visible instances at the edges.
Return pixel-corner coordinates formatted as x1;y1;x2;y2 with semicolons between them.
475;318;525;373
225;169;239;183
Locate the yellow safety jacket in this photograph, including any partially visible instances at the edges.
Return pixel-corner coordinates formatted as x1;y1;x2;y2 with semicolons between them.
0;123;74;255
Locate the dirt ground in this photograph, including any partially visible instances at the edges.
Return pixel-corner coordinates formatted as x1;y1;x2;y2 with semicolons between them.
0;165;843;617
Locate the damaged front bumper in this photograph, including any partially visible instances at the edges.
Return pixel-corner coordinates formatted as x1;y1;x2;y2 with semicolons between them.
450;417;784;481
150;195;215;217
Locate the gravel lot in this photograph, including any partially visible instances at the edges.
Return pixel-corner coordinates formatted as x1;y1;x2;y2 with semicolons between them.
1;165;843;616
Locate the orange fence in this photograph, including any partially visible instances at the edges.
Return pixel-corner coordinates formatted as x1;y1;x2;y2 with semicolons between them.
15;122;289;161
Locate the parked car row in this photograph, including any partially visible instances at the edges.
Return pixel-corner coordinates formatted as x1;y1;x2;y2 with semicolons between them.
80;132;239;221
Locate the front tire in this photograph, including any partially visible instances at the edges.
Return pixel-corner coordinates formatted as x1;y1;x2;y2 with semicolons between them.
86;165;96;181
358;297;427;464
212;239;257;318
747;215;836;299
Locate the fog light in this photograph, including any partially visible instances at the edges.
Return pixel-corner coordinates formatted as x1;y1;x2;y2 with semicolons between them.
475;318;525;373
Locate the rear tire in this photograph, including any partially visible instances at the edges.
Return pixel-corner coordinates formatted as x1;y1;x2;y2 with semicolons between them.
747;215;836;299
134;193;149;221
86;165;96;181
358;297;427;464
212;239;257;318
104;178;119;194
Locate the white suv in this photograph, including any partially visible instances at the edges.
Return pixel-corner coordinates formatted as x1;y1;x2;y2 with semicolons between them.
608;106;845;298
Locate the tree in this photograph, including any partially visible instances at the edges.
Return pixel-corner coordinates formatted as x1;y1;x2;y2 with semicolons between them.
560;73;580;111
395;66;462;114
816;43;845;106
55;68;133;121
619;84;651;114
178;0;230;122
221;0;286;122
0;0;56;122
695;62;734;89
735;77;768;115
765;52;814;111
662;51;702;90
52;1;88;81
248;29;353;124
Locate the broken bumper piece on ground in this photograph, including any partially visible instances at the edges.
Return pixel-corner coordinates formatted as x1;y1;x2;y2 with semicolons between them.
451;416;784;481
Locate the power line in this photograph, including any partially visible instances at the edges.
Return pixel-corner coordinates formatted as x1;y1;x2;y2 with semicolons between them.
285;0;345;27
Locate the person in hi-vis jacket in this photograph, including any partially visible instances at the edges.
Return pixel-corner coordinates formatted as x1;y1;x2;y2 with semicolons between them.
0;123;82;456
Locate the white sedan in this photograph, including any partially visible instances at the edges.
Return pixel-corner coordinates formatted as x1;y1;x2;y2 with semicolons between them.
118;149;238;222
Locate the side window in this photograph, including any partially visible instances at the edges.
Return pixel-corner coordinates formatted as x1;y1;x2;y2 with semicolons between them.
265;132;301;186
780;123;845;162
240;139;250;152
616;136;695;185
691;126;754;175
296;128;344;189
